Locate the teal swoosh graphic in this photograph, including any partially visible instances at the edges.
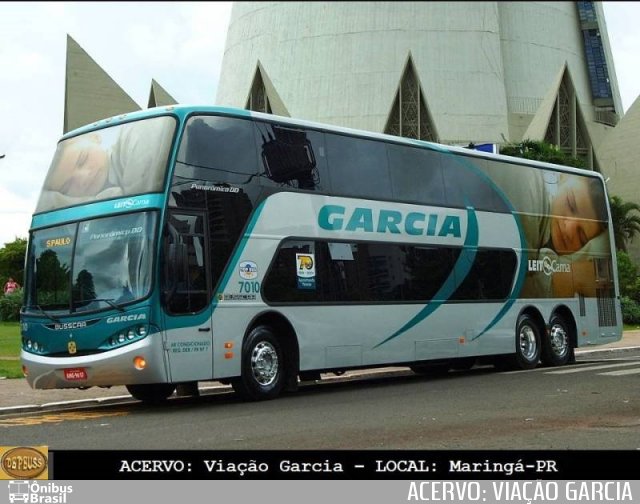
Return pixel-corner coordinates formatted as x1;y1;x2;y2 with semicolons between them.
163;198;267;330
373;206;479;349
461;170;527;341
407;142;528;341
211;198;267;317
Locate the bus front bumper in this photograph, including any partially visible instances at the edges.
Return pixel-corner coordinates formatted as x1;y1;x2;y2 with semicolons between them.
21;337;168;390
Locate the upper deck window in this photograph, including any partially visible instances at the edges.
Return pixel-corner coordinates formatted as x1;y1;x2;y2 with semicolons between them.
35;115;176;213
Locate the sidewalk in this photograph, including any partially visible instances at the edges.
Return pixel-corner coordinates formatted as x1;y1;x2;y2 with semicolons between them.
1;331;639;414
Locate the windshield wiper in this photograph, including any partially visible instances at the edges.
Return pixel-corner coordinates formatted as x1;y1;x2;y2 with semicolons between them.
26;305;61;323
89;298;126;312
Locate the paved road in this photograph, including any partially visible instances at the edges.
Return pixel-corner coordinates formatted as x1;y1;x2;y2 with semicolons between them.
2;330;639;413
1;349;639;450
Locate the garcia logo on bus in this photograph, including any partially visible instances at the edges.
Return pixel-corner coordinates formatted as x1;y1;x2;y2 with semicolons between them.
318;204;463;239
106;314;147;324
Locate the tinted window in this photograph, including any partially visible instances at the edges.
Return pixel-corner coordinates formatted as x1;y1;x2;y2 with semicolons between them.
387;144;446;206
404;245;458;300
162;213;209;314
441;153;509;212
175;115;259;186
27;224;75;311
170;115;257;301
325;134;391;199
451;249;517;301
265;239;516;304
254;121;330;192
262;241;320;303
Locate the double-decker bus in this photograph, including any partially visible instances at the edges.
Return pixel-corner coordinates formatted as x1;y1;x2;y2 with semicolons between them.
20;105;622;403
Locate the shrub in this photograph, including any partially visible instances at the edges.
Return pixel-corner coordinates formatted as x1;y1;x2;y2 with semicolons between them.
616;251;638;299
0;288;23;322
620;296;640;325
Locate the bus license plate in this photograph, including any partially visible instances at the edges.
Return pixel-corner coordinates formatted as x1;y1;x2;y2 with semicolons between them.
64;368;87;381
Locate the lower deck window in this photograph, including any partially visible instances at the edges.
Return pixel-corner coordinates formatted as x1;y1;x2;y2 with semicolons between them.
263;239;516;304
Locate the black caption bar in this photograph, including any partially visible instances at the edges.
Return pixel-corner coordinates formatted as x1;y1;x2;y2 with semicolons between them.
51;450;640;480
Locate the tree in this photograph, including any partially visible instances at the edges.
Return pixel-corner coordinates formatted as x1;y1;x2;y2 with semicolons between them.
499;139;586;169
0;237;27;286
616;250;638;298
608;195;640;252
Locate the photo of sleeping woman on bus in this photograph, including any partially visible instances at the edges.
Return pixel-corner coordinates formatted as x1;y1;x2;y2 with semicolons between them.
35;115;175;213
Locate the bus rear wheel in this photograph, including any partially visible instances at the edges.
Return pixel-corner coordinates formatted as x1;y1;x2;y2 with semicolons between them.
541;314;573;366
126;383;176;404
232;325;284;401
514;314;541;370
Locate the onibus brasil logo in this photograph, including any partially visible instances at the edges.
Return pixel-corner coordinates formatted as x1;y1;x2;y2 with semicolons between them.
8;481;73;504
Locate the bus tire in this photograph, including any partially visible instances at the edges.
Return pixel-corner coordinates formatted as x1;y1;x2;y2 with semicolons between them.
515;313;541;370
541;314;573;367
126;383;176;404
232;325;284;401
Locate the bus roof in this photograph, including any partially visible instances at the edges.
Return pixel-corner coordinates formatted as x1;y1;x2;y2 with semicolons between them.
64;104;605;183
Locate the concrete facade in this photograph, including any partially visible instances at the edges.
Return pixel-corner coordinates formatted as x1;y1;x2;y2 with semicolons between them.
598;95;640;262
215;2;622;166
64;35;141;134
148;79;178;108
64;36;177;133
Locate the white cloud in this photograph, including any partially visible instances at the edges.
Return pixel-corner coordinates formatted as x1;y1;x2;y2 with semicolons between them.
602;2;640;113
0;184;34;244
0;1;232;247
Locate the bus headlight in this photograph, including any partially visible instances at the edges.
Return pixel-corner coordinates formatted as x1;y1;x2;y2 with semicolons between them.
103;324;149;350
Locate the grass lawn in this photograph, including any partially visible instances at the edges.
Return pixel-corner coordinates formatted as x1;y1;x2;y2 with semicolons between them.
0;322;23;378
0;322;20;356
0;360;22;379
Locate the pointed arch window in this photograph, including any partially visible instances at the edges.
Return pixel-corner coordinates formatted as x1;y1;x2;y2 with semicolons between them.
246;69;272;114
544;73;591;165
385;58;436;142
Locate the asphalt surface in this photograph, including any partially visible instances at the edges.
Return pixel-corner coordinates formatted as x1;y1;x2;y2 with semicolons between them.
1;330;639;415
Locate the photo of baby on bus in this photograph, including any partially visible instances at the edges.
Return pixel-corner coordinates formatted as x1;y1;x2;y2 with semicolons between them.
35;115;175;213
482;161;612;299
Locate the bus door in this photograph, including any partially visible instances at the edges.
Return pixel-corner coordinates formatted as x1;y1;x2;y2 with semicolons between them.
161;211;214;382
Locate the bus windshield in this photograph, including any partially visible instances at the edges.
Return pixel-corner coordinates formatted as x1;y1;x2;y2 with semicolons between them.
35;115;176;213
25;212;157;315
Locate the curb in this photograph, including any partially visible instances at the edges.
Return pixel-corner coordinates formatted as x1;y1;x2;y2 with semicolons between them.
1;345;637;416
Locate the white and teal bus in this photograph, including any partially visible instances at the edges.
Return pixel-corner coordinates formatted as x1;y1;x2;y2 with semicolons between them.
21;105;622;403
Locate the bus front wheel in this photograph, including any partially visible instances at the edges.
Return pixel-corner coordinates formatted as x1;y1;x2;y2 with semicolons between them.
232;325;285;401
126;383;176;404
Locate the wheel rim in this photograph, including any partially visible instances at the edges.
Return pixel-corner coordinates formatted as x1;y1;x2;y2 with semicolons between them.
250;341;279;386
549;323;569;358
519;324;538;361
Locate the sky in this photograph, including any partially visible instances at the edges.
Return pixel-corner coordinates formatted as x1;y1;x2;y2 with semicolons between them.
0;1;639;249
